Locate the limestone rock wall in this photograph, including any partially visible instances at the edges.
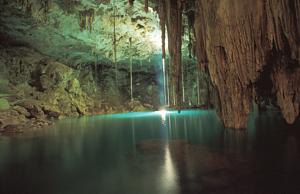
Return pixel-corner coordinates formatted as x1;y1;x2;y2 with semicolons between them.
0;44;159;133
0;46;98;118
194;0;300;128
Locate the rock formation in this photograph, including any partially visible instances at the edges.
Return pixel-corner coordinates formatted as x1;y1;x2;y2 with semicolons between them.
1;0;298;130
191;0;300;128
0;45;158;133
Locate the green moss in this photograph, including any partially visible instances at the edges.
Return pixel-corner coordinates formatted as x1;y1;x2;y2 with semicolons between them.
0;98;10;110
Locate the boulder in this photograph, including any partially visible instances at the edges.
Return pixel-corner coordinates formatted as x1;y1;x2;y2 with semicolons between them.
17;100;45;119
13;105;31;117
42;105;60;119
0;109;28;129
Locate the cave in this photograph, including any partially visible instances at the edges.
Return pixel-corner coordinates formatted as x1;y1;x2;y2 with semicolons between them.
0;0;300;193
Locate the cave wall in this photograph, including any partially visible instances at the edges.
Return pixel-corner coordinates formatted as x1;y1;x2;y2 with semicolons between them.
1;0;298;131
0;0;160;64
0;45;159;132
193;0;300;128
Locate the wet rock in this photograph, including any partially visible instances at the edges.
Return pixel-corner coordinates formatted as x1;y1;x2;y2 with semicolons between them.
3;124;24;133
26;118;53;129
42;107;60;119
0;109;27;128
17;100;45;119
38;60;74;91
143;103;153;110
13;83;37;99
0;43;158;134
13;105;31;117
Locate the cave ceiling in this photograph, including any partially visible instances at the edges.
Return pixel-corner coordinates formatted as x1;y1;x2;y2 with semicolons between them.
0;0;164;65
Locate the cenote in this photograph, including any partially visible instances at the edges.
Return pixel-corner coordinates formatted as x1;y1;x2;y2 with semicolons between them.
1;0;300;193
0;110;300;194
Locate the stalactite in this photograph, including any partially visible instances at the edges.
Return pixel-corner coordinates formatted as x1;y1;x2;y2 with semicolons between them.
18;0;32;15
193;0;300;128
165;0;184;107
62;0;80;12
271;62;300;124
79;9;94;32
16;0;51;21
158;0;166;59
184;0;195;59
144;0;148;12
40;0;50;17
157;0;185;108
128;0;134;6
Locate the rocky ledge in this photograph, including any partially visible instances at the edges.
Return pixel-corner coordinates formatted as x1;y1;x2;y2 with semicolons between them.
0;46;153;135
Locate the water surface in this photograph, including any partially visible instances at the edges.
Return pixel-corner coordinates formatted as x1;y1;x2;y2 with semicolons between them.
0;110;300;194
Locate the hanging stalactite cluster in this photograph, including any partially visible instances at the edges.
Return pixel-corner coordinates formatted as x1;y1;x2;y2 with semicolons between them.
150;0;205;108
155;0;184;108
3;0;299;129
61;0;81;12
18;0;33;15
184;0;196;59
151;0;299;128
16;0;51;21
193;0;300;128
144;0;148;12
166;0;184;107
79;9;95;32
127;0;229;112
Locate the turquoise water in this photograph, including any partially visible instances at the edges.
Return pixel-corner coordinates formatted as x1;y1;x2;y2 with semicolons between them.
0;110;300;194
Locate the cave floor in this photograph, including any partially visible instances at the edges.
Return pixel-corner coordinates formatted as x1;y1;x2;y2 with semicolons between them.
0;110;300;194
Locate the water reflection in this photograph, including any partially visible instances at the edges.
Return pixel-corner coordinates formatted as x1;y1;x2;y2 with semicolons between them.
159;110;167;124
131;118;136;156
161;145;178;194
0;110;299;194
